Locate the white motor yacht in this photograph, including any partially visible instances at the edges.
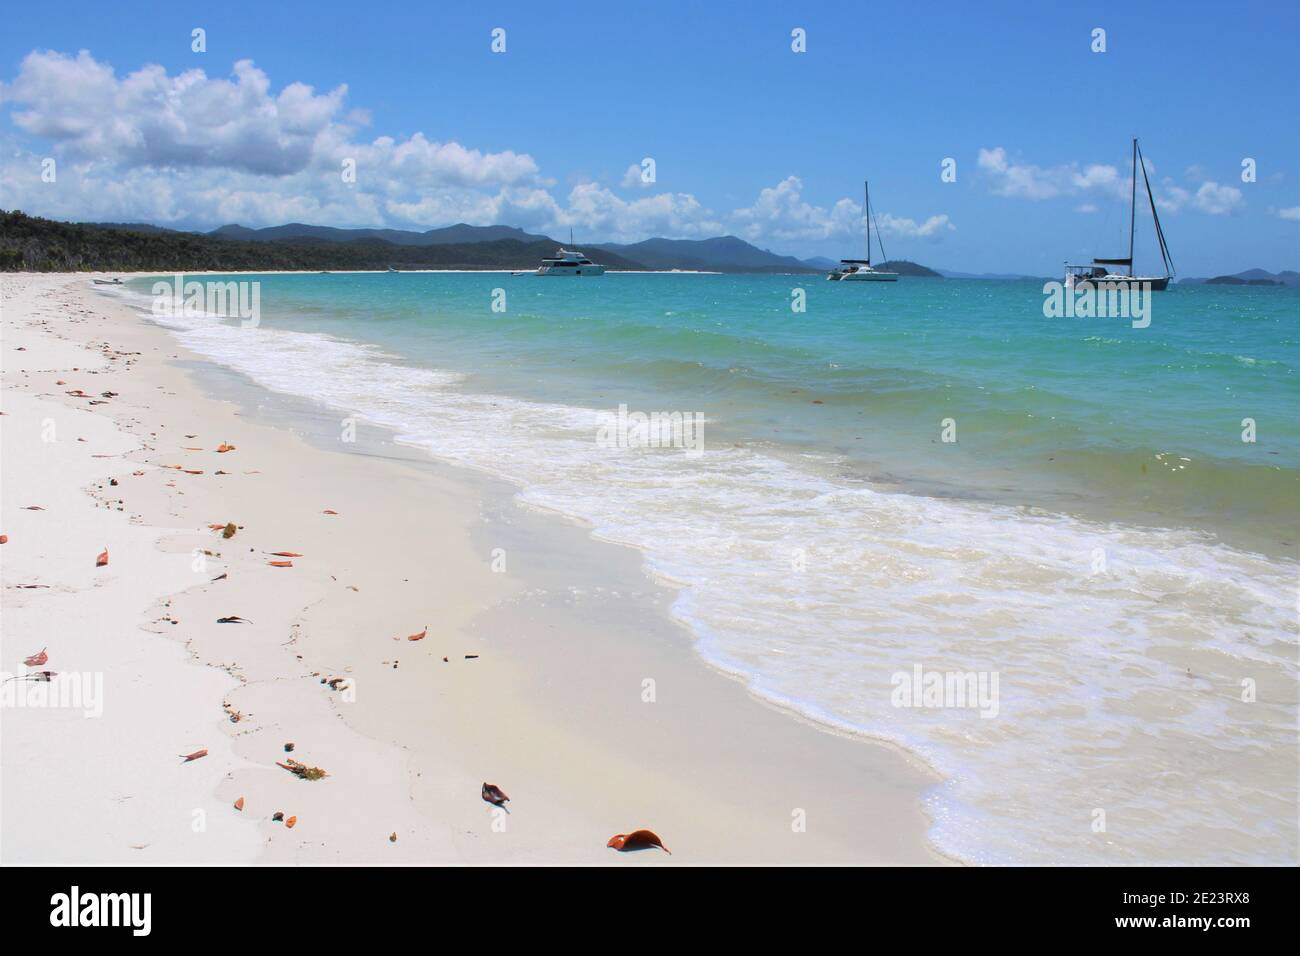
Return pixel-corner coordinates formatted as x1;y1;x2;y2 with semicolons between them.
535;248;605;276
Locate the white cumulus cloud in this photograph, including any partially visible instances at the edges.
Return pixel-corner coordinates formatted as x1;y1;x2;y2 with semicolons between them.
731;175;860;241
730;175;952;244
980;144;1246;217
0;49;539;219
977;146;1128;201
565;182;722;241
1158;180;1243;216
875;212;955;240
620;163;655;189
1;51;349;176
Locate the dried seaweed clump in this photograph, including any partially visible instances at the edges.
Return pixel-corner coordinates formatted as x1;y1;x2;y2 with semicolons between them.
277;758;327;781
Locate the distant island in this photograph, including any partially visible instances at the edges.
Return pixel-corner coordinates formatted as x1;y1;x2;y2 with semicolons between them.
876;260;943;278
1206;276;1281;286
1180;269;1299;287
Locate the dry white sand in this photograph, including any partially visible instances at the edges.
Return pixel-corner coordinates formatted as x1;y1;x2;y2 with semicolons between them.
1;273;947;865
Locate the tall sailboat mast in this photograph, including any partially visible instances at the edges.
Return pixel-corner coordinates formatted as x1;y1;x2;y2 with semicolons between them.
1067;136;1174;290
1127;137;1137;277
824;176;899;281
1137;140;1176;279
864;180;871;266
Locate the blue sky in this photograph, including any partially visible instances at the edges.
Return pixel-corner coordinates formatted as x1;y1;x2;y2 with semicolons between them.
1;0;1296;274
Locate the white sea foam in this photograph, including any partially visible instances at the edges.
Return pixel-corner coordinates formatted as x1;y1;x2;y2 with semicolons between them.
141;302;1300;865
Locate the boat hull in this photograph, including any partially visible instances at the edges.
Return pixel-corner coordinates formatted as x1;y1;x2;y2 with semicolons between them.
1066;274;1169;292
536;264;605;276
829;269;899;282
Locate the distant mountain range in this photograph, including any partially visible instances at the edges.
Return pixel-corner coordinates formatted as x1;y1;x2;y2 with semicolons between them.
208;226;833;273
1179;268;1300;287
204;226;957;276
589;236;820;273
19;211;1287;281
208;222;553;246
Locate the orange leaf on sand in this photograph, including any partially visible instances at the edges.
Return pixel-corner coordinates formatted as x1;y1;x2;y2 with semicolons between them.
285;816;297;829
607;829;671;854
481;783;509;807
216;443;235;453
95;548;109;567
24;648;48;667
406;626;428;642
269;551;303;557
180;749;208;762
233;797;245;811
207;523;226;530
0;535;8;545
182;469;204;475
268;560;294;568
322;510;338;515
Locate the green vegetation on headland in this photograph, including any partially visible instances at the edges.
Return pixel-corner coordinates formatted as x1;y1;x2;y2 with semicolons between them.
875;260;943;277
0;211;647;272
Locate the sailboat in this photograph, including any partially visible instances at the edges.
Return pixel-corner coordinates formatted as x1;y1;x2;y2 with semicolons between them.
1065;138;1174;291
827;181;898;282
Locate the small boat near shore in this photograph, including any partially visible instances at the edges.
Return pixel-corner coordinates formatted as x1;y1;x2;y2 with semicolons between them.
828;181;898;282
93;277;123;285
1065;137;1174;291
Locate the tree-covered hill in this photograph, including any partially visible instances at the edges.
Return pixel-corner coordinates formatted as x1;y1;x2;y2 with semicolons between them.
0;211;646;272
875;260;943;277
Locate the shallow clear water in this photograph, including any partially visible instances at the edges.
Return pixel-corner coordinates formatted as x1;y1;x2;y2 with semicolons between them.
124;272;1300;864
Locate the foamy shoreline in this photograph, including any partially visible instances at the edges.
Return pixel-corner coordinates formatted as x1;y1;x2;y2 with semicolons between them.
1;273;945;865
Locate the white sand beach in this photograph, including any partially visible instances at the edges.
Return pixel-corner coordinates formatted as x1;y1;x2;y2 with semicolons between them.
0;273;946;865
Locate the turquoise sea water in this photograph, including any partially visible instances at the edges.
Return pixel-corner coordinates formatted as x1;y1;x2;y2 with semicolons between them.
122;273;1299;864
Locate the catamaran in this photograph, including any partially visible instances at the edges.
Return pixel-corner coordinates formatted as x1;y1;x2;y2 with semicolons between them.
827;181;898;282
1065;138;1174;291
